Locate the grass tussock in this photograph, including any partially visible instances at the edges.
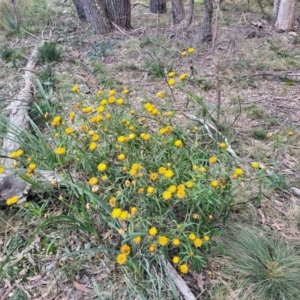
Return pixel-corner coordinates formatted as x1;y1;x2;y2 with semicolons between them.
222;225;300;300
37;41;63;63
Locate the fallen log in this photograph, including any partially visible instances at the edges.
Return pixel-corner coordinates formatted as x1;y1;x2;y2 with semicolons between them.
0;42;43;205
0;169;63;205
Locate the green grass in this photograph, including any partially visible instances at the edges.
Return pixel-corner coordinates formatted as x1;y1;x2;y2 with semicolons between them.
0;45;15;62
246;104;269;120
221;225;300;300
37;41;63;63
0;1;21;33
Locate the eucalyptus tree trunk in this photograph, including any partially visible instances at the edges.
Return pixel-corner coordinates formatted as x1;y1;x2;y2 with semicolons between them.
72;0;86;21
202;0;213;42
105;0;132;29
171;0;185;24
273;0;279;21
150;0;167;13
82;0;111;34
274;0;295;31
185;0;194;28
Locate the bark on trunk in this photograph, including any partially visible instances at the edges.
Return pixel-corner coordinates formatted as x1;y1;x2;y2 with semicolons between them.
202;0;213;42
72;0;87;21
185;0;194;27
82;0;111;34
273;0;279;21
274;0;295;31
171;0;185;24
150;0;167;13
105;0;132;29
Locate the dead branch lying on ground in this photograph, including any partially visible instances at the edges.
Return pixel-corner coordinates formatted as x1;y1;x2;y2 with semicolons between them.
0;170;63;205
183;112;240;159
2;43;43;168
236;72;300;82
0;42;44;205
159;254;196;300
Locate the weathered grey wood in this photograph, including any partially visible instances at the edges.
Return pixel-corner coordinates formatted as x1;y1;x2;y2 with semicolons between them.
0;170;63;205
2;44;40;169
159;254;196;300
0;43;41;205
275;0;295;31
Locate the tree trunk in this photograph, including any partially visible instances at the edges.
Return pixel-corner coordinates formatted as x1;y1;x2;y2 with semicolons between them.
72;0;87;21
82;0;111;34
171;0;185;24
105;0;132;29
150;0;167;13
202;0;213;42
185;0;194;28
273;0;279;22
274;0;295;31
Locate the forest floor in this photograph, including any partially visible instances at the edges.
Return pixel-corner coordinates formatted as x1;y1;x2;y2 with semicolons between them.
1;0;300;299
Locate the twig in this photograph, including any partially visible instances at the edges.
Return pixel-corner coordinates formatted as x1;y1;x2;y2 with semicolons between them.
132;2;149;8
111;22;131;38
21;28;38;39
183;113;240;159
236;72;300;82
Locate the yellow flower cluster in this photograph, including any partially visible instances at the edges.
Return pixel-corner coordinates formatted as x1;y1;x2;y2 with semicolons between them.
177;184;186;199
51;116;61;127
144;102;160;115
181;47;195;57
71;85;81;93
111;208;131;220
116;243;131;265
10;149;24;158
82;106;93;113
140;133;151;141
159;126;173;135
129;163;143;176
233;167;243;179
26;163;37;177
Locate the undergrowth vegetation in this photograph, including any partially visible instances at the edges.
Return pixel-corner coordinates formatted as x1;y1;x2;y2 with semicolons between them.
1;0;300;298
1;49;252;277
